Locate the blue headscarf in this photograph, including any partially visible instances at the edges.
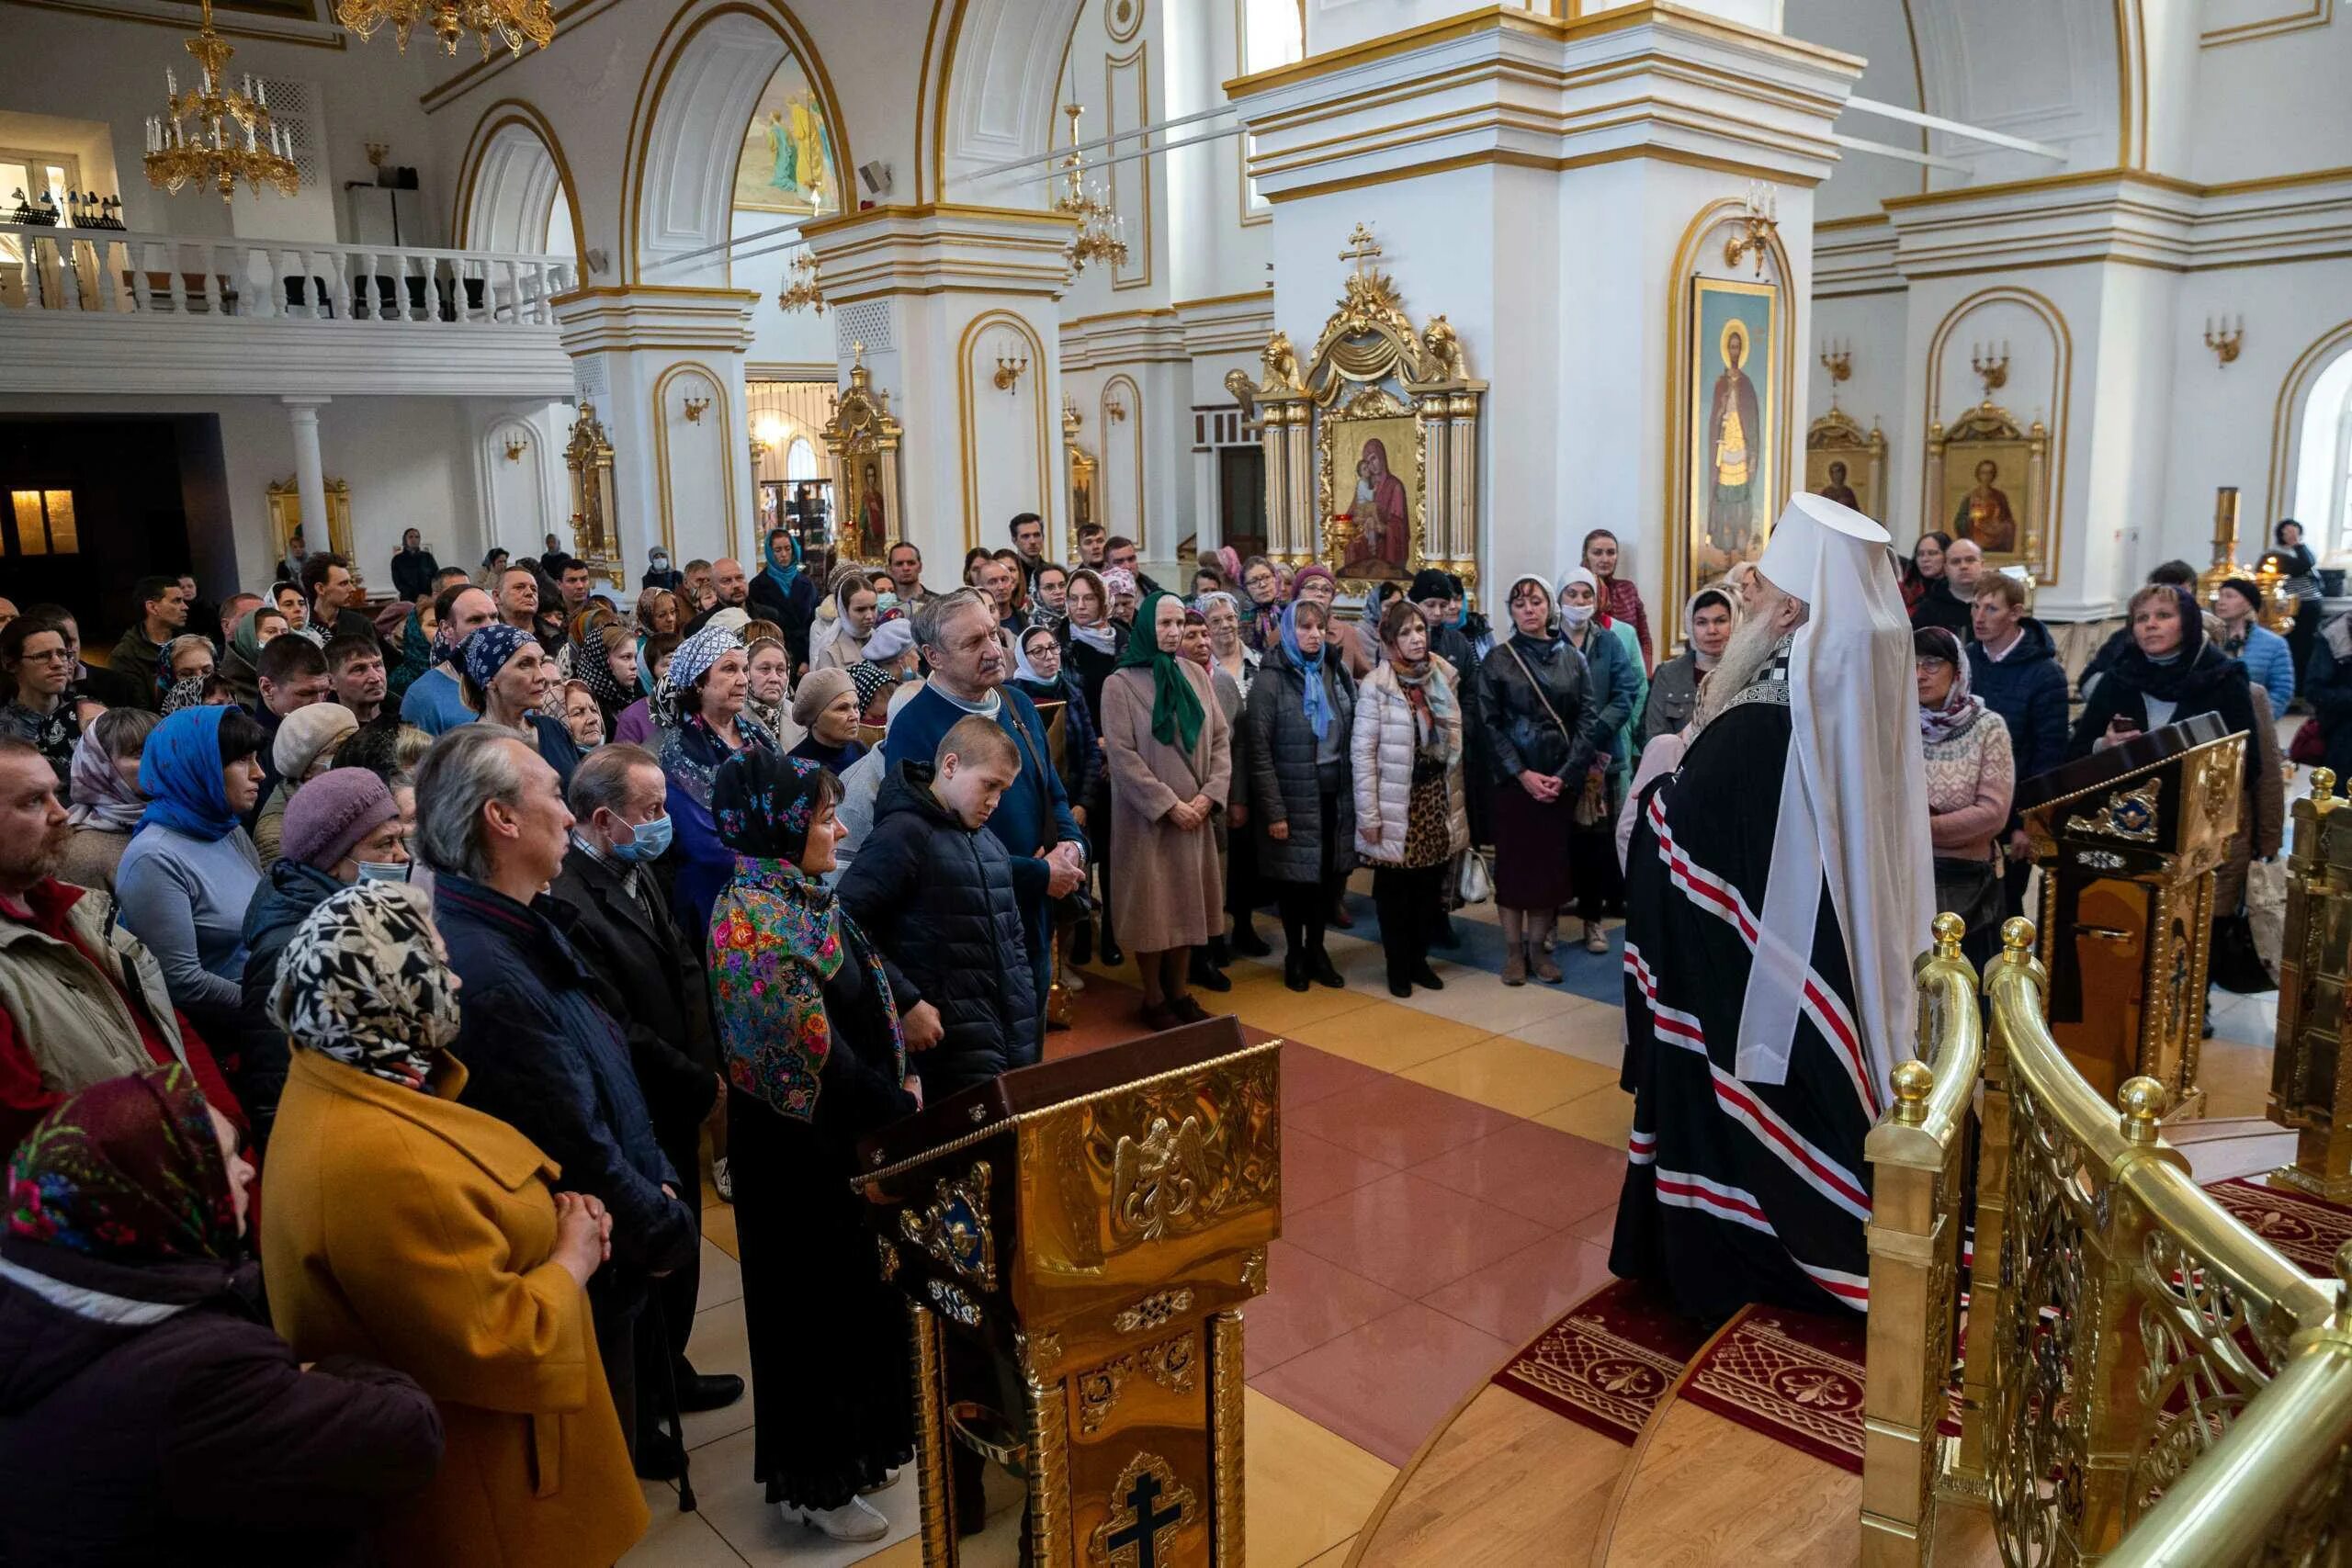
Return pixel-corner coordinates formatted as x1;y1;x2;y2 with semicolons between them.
460;622;534;692
1280;601;1331;742
137;706;242;842
763;531;802;598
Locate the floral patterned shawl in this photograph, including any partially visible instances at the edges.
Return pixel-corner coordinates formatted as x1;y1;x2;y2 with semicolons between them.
6;1065;238;1264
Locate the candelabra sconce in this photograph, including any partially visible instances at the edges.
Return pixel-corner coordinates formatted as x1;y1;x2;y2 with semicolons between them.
992;352;1030;394
2205;314;2245;367
777;248;826;315
503;434;528;462
1104;393;1127;423
1819;341;1852;383
681;396;711;424
1972;341;2010;400
1723;180;1780;276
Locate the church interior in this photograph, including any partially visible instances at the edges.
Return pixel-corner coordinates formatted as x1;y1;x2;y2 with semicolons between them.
7;0;2352;1562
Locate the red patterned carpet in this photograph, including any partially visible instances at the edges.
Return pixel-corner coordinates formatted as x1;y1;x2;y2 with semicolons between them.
2203;1177;2352;1276
1679;1306;1869;1472
1488;1278;1713;1444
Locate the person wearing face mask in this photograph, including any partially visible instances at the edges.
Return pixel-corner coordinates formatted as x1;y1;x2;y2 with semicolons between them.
0;1066;444;1566
549;745;741;1472
642;547;684;592
234;768;409;1150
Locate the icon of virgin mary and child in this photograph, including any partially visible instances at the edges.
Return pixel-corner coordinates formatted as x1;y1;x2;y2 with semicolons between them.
1341;437;1411;578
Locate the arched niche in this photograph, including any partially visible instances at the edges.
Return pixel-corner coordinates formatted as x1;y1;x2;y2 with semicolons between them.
957;310;1056;549
921;0;1088;203
1922;286;2072;582
2272;319;2352;548
1099;373;1144;547
651;363;741;564
621;0;853;285
452;102;584;259
477;412;560;558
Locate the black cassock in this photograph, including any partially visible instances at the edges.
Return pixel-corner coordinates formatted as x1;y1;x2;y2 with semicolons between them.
1609;668;1879;1322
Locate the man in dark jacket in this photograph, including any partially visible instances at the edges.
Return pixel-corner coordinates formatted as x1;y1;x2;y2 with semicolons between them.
548;744;740;1470
1967;573;2070;919
839;717;1042;1095
2306;612;2352;786
414;727;697;1465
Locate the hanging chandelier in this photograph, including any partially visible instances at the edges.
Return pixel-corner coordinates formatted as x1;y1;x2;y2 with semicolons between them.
141;0;300;207
778;248;826;315
334;0;555;59
1054;105;1128;274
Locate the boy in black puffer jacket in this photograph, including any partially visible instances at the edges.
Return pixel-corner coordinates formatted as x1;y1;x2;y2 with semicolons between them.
838;713;1043;1098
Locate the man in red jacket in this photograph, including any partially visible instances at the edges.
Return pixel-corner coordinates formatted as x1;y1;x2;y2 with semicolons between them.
0;738;243;1156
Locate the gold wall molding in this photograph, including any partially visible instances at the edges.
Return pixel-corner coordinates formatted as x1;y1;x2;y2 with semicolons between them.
2201;0;2333;45
650;360;740;564
2264;314;2352;524
956;308;1056;551
1660;196;1796;652
1922;285;2073;587
1106;40;1154;292
1100;373;1146;548
617;0;855;285
448;97;590;263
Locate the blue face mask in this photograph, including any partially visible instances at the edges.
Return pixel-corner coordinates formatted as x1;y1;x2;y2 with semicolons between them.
613;812;673;862
356;860;410;884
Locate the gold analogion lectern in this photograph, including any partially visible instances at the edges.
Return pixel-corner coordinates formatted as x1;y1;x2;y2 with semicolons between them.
855;1018;1279;1567
2016;713;2245;1119
2270;770;2352;1201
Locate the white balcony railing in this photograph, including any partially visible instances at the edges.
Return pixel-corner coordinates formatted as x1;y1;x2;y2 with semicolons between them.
0;222;577;327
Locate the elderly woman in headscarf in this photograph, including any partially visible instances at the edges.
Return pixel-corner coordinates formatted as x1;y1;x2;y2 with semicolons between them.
657;624;782;942
1244;599;1358;991
157;633;215;704
1353;599;1468;997
1912;626;2015;967
59;706;158;894
0;1065;443;1565
217;604;287;709
458;622;583;794
1472;572;1594;986
849;615;920;728
786;667;867;773
706;752;919;1543
1102;590;1233;1028
260;884;647;1568
808;568;881;672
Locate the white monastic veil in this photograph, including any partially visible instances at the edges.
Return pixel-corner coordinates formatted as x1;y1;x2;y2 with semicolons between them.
1736;493;1933;1108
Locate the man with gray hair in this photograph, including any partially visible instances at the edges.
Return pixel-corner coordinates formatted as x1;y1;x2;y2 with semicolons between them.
883;588;1085;1065
420;726;697;1470
547;742;741;1470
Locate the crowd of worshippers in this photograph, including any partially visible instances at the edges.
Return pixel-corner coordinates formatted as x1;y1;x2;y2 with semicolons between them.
0;499;2331;1560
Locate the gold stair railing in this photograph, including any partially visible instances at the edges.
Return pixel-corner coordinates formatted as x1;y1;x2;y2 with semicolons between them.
1864;916;2352;1567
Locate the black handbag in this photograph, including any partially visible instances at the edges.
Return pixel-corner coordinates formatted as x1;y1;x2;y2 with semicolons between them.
2209;910;2277;995
1930;853;2003;938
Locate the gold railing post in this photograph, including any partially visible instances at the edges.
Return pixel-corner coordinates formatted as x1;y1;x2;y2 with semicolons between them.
2268;768;2352;1202
2075;1078;2181;1554
1952;917;2038;1492
1862;914;1982;1566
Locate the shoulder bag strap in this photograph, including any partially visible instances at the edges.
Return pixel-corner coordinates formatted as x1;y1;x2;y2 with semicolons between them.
1500;640;1575;743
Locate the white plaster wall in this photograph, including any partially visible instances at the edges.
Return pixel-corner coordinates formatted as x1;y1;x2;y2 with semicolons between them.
2188;19;2352;184
1807;286;1907;518
0;6;444;243
1781;0;1925;221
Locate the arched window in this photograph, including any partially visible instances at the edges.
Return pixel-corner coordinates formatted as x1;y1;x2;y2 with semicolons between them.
786;438;819;481
2291;349;2352;554
544;186;575;258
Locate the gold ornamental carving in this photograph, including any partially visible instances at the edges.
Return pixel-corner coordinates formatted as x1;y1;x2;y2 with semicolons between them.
900;1160;997;1291
1240;1246;1267;1293
1074;1330;1199;1436
563;401;624;589
1113;1117;1208;1243
1088;1451;1198;1568
2065;780;2163;845
1247;223;1484;591
1804;406;1887;524
820;342;904;566
1924;399;2051;579
1113;1288;1193;1336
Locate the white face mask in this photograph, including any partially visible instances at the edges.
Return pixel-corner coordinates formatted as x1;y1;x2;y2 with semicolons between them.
1561;603;1597;630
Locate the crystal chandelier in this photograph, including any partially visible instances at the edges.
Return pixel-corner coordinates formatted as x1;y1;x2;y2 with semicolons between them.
141;0;300;207
334;0;556;59
777;248;826;315
1054;105;1128;274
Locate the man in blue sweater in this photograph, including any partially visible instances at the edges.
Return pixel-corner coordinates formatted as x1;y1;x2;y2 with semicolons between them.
883;589;1085;1060
1967;573;2069;918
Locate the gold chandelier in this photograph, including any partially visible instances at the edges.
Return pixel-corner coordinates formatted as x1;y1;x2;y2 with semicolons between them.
778;248;826;315
1054;104;1128;274
141;0;300;206
334;0;555;59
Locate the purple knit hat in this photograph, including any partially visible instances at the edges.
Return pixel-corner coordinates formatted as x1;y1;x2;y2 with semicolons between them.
279;768;400;872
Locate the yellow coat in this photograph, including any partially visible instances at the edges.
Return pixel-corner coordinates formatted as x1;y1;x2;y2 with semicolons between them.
260;1049;648;1568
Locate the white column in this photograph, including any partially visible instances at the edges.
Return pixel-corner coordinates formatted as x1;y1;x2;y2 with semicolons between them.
283;396;331;551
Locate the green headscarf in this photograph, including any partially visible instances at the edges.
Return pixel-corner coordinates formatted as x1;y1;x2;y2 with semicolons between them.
1114;590;1204;753
230;606;271;666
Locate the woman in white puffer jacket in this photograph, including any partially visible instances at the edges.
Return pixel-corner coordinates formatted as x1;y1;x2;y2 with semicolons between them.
1352;599;1470;998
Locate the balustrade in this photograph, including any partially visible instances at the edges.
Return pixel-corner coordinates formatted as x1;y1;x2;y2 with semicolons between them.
0;222;575;327
1862;911;2352;1567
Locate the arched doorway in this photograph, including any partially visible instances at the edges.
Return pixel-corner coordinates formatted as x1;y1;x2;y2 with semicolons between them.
452;102;584;260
